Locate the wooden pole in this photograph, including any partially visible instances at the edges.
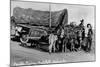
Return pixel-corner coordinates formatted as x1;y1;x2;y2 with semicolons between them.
49;3;51;28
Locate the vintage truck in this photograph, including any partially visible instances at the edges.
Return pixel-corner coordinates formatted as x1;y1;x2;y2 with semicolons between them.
11;9;68;51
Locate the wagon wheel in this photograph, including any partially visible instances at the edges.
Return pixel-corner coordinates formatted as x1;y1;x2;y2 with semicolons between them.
31;42;37;47
20;34;29;46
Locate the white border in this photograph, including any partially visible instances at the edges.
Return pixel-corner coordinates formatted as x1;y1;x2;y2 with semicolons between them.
0;0;99;67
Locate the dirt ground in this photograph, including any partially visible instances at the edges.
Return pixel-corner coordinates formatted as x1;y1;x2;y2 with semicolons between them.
10;40;95;66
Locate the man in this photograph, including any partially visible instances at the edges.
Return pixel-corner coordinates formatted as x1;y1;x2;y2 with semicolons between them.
79;19;84;27
48;31;58;54
85;24;93;52
60;27;65;52
79;19;85;40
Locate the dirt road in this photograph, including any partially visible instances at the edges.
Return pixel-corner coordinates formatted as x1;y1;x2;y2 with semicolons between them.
10;41;95;66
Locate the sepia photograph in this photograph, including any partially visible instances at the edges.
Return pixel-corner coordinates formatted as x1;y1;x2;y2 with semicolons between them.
10;0;96;66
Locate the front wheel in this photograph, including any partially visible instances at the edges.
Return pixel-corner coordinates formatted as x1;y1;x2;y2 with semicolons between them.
20;34;29;46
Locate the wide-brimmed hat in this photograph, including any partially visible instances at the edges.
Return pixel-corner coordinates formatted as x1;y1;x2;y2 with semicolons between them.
80;19;84;22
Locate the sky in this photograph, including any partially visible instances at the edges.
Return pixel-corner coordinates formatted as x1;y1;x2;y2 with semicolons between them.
11;1;95;29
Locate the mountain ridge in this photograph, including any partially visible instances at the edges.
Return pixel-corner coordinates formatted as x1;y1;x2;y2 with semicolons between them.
13;7;66;26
